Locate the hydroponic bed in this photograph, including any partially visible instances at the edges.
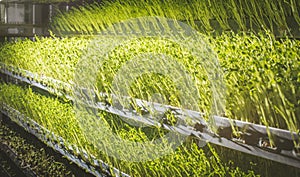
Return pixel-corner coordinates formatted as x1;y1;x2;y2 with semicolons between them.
0;0;300;177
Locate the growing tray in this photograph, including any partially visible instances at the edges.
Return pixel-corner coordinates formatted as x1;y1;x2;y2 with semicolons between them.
0;63;299;169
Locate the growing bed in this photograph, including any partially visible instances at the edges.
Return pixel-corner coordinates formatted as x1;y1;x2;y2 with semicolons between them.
0;0;300;176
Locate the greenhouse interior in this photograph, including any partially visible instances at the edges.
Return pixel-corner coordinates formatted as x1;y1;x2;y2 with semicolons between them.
0;0;299;176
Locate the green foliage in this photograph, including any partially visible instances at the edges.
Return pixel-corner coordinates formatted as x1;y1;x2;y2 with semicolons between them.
0;83;256;176
0;84;84;146
0;36;89;83
0;32;298;131
0;120;74;176
0;1;299;175
51;0;300;36
92;36;213;115
211;32;300;132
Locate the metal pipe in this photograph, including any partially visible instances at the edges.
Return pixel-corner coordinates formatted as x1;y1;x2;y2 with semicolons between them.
4;1;7;23
49;4;52;22
32;4;35;34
